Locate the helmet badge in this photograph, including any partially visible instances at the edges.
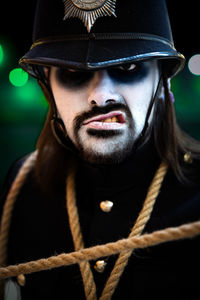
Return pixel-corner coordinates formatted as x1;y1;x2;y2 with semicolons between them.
63;0;117;32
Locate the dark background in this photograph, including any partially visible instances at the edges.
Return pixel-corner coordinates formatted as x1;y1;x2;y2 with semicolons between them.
0;1;200;191
1;2;199;63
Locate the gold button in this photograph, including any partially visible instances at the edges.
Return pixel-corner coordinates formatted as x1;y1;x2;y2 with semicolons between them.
100;200;113;212
184;152;193;164
94;260;107;273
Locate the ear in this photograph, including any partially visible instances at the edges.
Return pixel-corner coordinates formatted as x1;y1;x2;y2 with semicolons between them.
167;78;171;90
160;86;165;101
44;67;50;78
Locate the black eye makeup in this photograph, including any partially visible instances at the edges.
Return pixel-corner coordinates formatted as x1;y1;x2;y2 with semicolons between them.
54;62;150;89
107;62;150;84
55;68;94;88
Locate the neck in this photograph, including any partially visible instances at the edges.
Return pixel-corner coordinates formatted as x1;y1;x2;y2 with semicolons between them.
76;136;160;193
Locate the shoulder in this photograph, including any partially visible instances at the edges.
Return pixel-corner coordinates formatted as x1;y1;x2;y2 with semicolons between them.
151;163;200;231
0;153;33;217
6;155;30;180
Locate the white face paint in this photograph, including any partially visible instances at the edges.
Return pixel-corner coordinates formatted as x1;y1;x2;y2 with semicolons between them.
49;61;159;164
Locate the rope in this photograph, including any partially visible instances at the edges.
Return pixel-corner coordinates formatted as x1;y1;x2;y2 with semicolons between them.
66;166;97;300
0;151;38;266
0;220;199;279
64;161;167;300
65;160;167;300
99;161;167;300
0;151;38;299
0;153;199;300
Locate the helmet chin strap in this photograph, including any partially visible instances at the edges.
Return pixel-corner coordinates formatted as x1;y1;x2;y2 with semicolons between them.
37;65;163;155
35;66;80;155
134;74;163;149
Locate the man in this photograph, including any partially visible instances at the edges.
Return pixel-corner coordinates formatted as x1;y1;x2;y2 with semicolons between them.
0;0;200;299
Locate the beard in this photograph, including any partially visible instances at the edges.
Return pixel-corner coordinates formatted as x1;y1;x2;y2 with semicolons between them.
70;103;136;164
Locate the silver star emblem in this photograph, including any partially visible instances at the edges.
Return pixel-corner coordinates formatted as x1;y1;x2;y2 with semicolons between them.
63;0;117;32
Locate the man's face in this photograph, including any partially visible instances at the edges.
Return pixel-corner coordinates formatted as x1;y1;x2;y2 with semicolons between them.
49;60;159;164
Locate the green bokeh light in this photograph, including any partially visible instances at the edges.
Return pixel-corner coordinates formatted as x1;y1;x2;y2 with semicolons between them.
9;68;29;87
0;44;4;64
12;78;49;110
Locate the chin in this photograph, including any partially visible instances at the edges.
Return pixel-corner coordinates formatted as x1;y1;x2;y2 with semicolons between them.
71;126;136;164
78;137;135;165
80;149;128;165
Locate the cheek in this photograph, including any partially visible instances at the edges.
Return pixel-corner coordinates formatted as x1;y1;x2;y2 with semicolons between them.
52;89;88;137
121;83;153;132
53;91;73;121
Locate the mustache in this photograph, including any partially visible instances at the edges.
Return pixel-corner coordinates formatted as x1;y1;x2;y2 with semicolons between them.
74;103;132;131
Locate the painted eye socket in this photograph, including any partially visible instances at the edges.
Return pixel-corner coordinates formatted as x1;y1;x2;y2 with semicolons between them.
55;67;94;88
108;62;148;83
117;64;137;72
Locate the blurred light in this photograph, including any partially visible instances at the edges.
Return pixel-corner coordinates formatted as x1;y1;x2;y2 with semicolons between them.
188;54;200;76
0;44;4;64
9;68;29;87
13;78;48;108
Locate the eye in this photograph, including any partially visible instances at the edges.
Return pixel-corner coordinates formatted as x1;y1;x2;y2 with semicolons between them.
108;62;148;84
66;68;78;73
118;64;137;72
55;67;94;88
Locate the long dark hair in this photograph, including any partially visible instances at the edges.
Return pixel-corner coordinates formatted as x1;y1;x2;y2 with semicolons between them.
153;74;200;183
34;73;200;194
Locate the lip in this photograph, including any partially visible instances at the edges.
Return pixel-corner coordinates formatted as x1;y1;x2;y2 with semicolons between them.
83;111;125;125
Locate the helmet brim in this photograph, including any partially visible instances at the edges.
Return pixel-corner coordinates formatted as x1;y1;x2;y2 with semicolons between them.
19;35;185;78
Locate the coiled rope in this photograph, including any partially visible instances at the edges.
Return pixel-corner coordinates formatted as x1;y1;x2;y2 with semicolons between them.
66;165;97;300
0;151;38;298
66;161;168;300
0;220;199;280
0;151;200;300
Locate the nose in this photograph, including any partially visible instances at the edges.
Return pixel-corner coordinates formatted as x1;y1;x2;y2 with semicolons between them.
88;70;123;107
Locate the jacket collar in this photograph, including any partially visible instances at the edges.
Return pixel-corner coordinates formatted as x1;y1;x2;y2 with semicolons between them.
76;136;160;195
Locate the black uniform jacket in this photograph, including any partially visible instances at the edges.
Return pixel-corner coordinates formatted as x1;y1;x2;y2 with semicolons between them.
1;139;200;300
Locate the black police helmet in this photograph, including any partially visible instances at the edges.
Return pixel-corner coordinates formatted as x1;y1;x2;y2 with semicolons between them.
19;0;185;78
